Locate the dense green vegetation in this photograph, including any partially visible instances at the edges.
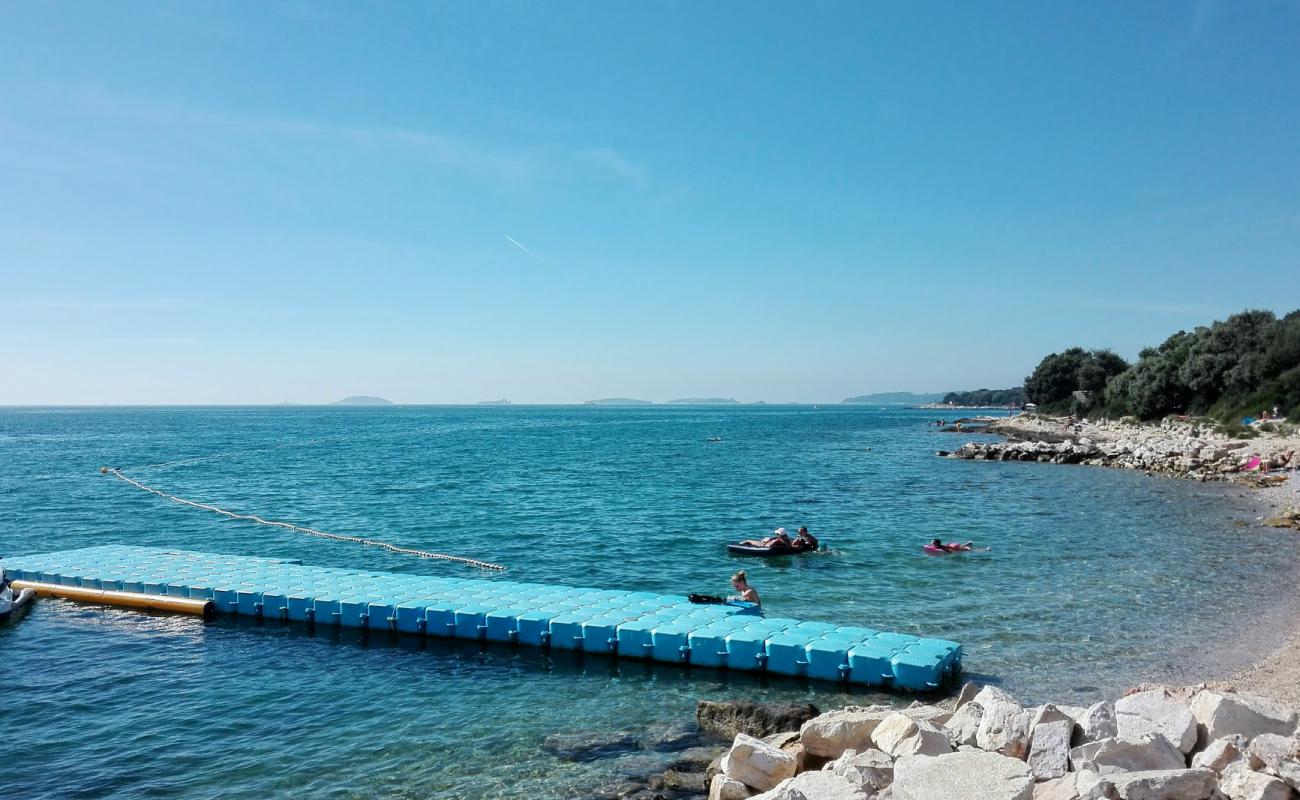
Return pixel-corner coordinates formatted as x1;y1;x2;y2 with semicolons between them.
941;388;1025;406
1024;310;1300;420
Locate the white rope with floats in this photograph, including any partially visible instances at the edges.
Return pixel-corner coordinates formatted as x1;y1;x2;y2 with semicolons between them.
101;467;506;571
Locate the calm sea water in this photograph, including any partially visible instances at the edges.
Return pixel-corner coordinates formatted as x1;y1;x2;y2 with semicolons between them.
2;406;1296;799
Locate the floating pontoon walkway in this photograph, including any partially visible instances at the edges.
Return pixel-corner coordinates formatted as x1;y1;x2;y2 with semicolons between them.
4;545;961;690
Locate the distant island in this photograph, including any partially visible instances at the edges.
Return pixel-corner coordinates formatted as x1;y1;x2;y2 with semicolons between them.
331;395;394;406
665;398;739;405
842;391;944;405
476;399;511;406
584;398;653;406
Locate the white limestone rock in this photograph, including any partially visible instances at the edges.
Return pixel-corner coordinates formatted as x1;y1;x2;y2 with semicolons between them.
1028;719;1073;780
955;682;982;711
1029;704;1076;732
1069;733;1187;775
827;748;894;793
723;733;799;792
1219;762;1291;800
800;707;895;759
1032;769;1118;800
902;702;952;726
946;702;984;747
977;693;1032;759
1189;691;1299;747
1079;701;1119;744
710;774;753;800
1106;768;1216;800
749;771;871;800
1246;733;1300;778
1115;689;1198;754
893;750;1033;800
872;712;953;758
1190;735;1247;773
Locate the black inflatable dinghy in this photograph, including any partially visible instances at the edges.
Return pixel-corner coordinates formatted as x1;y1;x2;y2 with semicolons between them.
726;542;816;557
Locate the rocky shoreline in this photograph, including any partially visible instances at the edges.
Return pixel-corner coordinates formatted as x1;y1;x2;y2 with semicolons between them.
582;684;1300;799
937;416;1300;529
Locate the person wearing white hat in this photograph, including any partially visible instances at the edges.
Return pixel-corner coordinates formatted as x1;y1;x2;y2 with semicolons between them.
738;527;793;549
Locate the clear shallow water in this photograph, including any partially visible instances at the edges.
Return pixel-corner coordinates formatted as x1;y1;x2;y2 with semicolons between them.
1;406;1296;799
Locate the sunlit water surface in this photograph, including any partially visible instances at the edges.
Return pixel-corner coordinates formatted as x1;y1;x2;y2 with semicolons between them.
2;406;1295;799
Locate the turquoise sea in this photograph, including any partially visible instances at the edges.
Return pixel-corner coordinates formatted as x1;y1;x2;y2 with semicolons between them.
1;406;1296;799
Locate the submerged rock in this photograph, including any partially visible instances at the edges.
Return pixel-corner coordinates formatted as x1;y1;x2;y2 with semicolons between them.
698;700;821;741
543;730;641;761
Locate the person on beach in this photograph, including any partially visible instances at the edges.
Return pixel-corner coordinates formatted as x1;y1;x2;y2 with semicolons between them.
729;570;760;606
739;527;792;549
792;526;819;551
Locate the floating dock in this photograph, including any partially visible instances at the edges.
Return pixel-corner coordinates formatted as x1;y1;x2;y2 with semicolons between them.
3;545;961;690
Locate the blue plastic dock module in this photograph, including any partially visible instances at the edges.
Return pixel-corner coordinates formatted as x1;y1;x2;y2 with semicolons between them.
2;545;962;690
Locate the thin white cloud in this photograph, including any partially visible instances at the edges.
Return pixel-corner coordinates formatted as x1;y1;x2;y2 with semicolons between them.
581;147;649;189
504;235;546;263
53;87;648;188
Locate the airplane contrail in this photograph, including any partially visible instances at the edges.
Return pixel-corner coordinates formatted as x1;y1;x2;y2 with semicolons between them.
504;235;545;263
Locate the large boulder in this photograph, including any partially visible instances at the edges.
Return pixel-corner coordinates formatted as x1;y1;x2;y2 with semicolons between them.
872;712;953;758
749;771;870;800
947;702;984;747
800;706;895;759
1028;719;1073;780
1078;702;1118;744
1106;768;1216;800
722;733;799;792
1188;691;1298;747
1029;704;1076;732
825;748;894;793
977;693;1032;759
1069;733;1187;775
1190;735;1247;773
1115;689;1198;754
954;682;982;710
902;702;952;726
1245;734;1296;775
699;700;822;740
1031;769;1118;800
1217;762;1290;800
893;750;1033;800
709;774;752;800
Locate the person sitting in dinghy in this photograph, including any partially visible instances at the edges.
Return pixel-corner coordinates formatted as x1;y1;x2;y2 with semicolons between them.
738;527;792;550
792;526;818;551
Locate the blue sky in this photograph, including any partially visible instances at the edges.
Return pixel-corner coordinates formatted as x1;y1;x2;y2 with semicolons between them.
2;2;1298;404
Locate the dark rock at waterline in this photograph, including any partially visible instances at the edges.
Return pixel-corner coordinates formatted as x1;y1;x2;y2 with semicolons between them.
663;746;723;772
542;730;640;761
649;770;709;793
642;721;705;752
696;699;820;740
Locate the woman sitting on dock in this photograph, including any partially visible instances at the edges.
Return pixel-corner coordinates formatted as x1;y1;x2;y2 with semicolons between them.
729;570;760;606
